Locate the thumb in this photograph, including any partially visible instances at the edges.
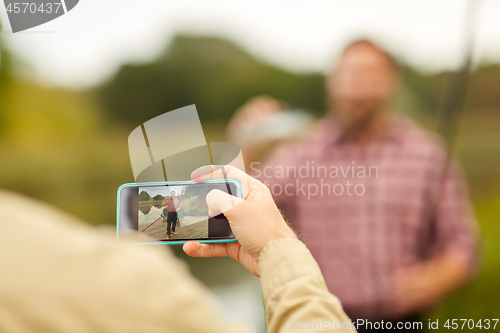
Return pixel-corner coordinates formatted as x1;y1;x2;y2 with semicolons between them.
206;189;244;218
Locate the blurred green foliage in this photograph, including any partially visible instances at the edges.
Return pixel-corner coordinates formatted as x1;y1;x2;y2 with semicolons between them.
138;190;151;201
179;195;207;216
152;194;164;201
430;193;500;328
0;41;13;131
0;35;499;331
99;36;326;125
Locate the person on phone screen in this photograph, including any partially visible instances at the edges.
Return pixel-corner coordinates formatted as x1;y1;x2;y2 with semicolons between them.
162;190;180;239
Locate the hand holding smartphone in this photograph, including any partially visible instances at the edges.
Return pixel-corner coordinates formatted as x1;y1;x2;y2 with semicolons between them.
183;165;298;277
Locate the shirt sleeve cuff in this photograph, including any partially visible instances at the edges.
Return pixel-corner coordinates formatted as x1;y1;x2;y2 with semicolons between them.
258;238;327;298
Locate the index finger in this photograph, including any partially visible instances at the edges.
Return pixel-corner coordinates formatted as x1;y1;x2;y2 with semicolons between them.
190;165;264;199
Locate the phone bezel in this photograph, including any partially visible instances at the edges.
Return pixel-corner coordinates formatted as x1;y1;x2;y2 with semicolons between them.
117;179;241;245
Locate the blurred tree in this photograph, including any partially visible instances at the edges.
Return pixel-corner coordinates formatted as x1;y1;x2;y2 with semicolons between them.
138;190;151;201
152;194;164;201
99;35;326;125
465;65;500;112
100;34;496;129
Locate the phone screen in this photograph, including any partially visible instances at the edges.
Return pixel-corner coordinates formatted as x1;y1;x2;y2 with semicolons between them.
118;181;239;243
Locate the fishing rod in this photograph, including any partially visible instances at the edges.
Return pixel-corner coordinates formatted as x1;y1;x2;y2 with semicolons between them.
437;0;482;149
424;0;482;252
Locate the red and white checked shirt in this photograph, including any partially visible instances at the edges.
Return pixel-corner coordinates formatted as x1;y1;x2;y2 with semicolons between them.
256;115;478;320
163;197;180;213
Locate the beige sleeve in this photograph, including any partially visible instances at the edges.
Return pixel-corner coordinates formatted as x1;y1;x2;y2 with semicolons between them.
0;191;254;333
259;238;356;333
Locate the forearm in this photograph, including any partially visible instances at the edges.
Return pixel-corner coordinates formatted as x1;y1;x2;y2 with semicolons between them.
259;239;355;333
429;251;471;298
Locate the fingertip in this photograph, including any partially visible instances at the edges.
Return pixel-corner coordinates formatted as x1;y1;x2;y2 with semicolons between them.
183;241;200;256
206;189;241;217
190;165;214;182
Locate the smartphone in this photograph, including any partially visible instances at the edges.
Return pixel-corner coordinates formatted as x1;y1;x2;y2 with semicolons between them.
117;180;241;244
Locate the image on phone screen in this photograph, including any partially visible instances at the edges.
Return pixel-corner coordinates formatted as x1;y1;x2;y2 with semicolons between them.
118;181;239;242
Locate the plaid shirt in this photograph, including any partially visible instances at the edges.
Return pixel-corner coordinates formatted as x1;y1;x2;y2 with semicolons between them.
256;115;478;320
163;198;180;213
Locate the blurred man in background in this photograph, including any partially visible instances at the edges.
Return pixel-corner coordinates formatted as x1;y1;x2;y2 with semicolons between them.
228;40;479;331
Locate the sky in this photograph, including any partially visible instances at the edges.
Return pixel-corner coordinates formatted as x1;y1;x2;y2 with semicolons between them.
139;185;184;198
1;0;499;88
